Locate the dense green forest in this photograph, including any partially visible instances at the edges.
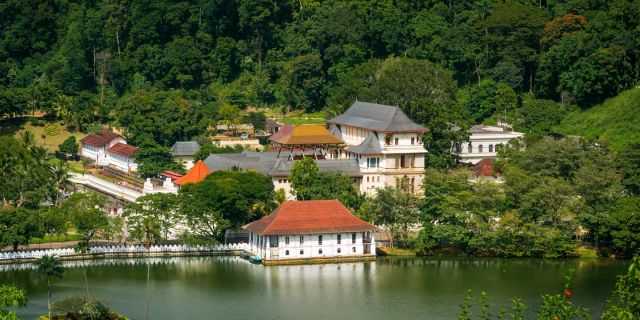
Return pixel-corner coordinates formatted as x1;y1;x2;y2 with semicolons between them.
1;0;639;155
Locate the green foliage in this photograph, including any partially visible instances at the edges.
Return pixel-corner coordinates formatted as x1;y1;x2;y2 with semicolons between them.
361;187;420;247
62;192;111;252
602;256;640;320
58;136;78;155
179;170;275;241
134;145;184;178
124;193;179;245
0;208;45;251
290;157;362;209
557;88;640;152
194;143;244;161
0;285;26;320
51;296;125;320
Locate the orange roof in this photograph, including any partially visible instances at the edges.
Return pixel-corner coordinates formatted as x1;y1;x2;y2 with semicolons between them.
175;160;211;185
243;200;375;235
269;124;343;145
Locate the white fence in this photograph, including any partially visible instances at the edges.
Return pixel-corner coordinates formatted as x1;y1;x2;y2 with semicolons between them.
0;243;249;262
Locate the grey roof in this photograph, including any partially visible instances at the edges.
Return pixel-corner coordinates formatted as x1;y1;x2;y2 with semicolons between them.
171;141;200;156
203;151;361;177
346;131;383;154
327;101;428;133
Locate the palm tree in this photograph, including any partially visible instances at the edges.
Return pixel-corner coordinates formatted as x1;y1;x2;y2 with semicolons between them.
36;255;64;320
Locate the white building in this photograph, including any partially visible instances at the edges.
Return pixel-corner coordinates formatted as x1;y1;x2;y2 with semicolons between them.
327;101;428;194
456;125;524;164
170;141;200;169
80;130;139;173
80;130;126;166
243;200;376;265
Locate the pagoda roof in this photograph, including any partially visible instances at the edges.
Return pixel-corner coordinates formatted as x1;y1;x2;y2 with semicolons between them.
171;141;200;157
243;200;375;235
345;131;383;155
269;124;343;145
175;160;211;185
328;101;428;133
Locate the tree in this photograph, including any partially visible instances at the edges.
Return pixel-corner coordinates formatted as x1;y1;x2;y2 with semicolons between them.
37;255;64;320
179;171;275;242
0;285;26;320
618;144;640;196
366;187;420;247
602;256;640;320
290;158;361;208
194;144;243;161
0;208;44;251
124;193;179;245
63;193;110;253
58;136;79;156
135;145;184;178
290;157;320;201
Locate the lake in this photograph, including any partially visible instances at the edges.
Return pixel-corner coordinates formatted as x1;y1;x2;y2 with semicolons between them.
0;257;629;320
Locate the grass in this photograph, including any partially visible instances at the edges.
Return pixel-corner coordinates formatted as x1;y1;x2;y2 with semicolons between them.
576;246;599;259
30;233;82;244
0;117;86;152
260;108;327;125
556;87;640;152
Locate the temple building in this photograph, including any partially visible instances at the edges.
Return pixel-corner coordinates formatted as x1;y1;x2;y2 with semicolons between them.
327;101;428;194
243;200;376;264
269;124;344;159
455;124;524;164
80;130;138;173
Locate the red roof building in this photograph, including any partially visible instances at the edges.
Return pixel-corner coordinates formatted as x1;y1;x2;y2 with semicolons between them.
245;200;375;235
107;143;138;158
243;200;377;263
175;160;211;186
473;158;497;177
80;130;122;147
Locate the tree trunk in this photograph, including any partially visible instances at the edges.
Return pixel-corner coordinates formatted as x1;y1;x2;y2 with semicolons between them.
48;278;52;320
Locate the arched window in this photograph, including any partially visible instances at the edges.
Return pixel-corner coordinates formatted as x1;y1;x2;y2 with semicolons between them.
479;144;484;153
467;143;472;153
489;144;494;152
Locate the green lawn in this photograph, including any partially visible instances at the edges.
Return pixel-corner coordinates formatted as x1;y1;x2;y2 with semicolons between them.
1;117;86;152
261;108;328;125
556;87;640;152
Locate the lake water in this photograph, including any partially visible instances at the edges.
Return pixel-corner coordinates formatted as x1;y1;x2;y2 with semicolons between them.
0;257;629;320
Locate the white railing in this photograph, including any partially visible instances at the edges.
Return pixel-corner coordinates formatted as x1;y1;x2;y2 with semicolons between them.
0;243;249;262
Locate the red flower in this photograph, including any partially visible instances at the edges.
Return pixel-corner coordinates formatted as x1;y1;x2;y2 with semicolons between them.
563;288;574;299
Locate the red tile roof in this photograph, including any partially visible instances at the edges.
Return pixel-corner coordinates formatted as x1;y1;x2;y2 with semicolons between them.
175;160;211;185
80;130;122;147
107;143;138;157
243;200;375;235
474;158;497;177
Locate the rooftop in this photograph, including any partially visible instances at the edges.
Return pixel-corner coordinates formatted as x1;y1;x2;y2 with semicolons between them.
107;143;138;157
203;152;361;177
80;130;122;147
328;101;428;133
175;160;210;185
171;141;200;157
269;124;344;145
243;200;375;235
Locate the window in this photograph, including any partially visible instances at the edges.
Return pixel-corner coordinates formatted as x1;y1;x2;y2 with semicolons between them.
300;249;304;255
299;235;304;244
377;176;380;182
385;134;392;145
319;249;323;254
367;157;379;168
411;137;415;145
269;236;279;248
285;236;290;245
337;248;341;254
352;233;356;244
337;234;341;244
318;235;323;245
285;250;289;256
479;144;484;153
394;137;399;145
352;247;356;253
455;143;461;153
468;143;472;153
489;144;494;152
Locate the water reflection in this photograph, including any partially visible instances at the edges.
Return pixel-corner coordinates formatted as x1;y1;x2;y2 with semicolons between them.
0;257;628;320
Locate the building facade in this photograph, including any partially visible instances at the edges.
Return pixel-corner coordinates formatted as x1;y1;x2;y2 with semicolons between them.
80;130;126;166
327;101;428;194
456;125;524;164
243;200;376;264
171;141;201;169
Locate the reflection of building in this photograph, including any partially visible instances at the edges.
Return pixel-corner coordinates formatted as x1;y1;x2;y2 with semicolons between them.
328;101;428;194
243;200;376;264
80;130;138;172
456;125;524;164
171;141;200;169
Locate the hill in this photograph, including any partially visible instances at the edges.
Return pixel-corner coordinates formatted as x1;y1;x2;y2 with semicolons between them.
556;87;640;152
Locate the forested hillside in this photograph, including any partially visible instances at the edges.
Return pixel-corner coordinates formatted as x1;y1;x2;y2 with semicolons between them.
557;87;640;152
1;0;639;160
